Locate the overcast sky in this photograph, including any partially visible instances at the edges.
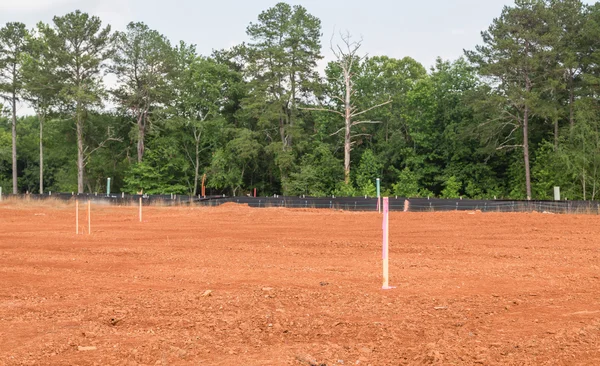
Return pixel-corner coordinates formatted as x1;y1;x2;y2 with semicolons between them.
4;0;593;70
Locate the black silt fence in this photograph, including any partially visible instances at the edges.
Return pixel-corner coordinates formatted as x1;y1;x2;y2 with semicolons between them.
3;192;600;214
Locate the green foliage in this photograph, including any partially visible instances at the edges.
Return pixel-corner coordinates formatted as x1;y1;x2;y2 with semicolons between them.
2;2;600;201
0;122;11;190
392;168;420;198
244;2;322;150
207;128;261;196
532;141;562;200
286;143;343;196
441;176;461;199
360;181;377;197
355;149;381;196
123;136;189;194
333;181;357;197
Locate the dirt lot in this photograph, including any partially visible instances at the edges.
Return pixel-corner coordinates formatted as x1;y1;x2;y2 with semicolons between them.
1;201;600;365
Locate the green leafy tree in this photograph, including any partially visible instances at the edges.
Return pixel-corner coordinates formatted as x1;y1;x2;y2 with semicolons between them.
441;176;461;199
111;22;173;163
286;143;343;196
169;43;241;195
45;10;115;193
0;22;29;194
0;107;11;190
363;56;427;186
466;0;551;200
208;128;261;195
123;135;189;194
355;149;381;196
392;167;420;198
21;23;60;193
244;2;322;150
333;181;357;197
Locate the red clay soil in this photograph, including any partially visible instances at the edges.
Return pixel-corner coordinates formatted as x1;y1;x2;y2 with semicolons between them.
1;202;600;365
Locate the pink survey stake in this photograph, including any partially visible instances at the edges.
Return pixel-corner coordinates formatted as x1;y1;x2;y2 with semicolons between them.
381;197;395;289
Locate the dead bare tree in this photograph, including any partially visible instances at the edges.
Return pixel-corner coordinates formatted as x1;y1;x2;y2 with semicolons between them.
302;32;391;184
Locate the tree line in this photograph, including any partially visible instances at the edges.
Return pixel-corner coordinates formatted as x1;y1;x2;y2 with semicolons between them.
1;0;599;200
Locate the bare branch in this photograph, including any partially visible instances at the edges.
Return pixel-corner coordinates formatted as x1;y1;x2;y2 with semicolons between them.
83;136;123;165
351;120;383;127
332;95;345;104
496;144;523;151
329;126;346;137
298;106;344;116
350;99;392;118
330;31;341;59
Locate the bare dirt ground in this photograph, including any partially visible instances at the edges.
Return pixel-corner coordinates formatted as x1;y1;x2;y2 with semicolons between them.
1;201;600;365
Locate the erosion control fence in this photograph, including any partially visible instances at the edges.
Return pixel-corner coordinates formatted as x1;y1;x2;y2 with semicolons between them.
3;192;600;214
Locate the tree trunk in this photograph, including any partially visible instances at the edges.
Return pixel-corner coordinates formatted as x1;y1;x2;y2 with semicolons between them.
137;113;145;163
11;97;17;194
523;105;532;201
279;115;285;149
289;69;296;149
582;167;586;201
344;68;352;184
554;116;559;151
582;136;586;200
77;110;85;194
592;165;597;201
193;133;200;196
569;73;575;129
39;113;44;194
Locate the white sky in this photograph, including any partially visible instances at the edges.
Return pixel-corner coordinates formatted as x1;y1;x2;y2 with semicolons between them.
2;0;579;67
1;0;595;115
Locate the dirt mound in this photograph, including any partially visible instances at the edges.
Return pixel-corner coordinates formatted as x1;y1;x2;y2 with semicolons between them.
213;201;252;210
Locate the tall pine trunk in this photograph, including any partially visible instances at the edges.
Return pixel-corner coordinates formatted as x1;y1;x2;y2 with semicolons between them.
289;68;296;148
523;105;532;201
11;96;17;194
569;73;575;129
193;131;200;196
39;113;44;194
137;112;145;163
76;108;84;194
279;113;285;148
343;68;351;184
